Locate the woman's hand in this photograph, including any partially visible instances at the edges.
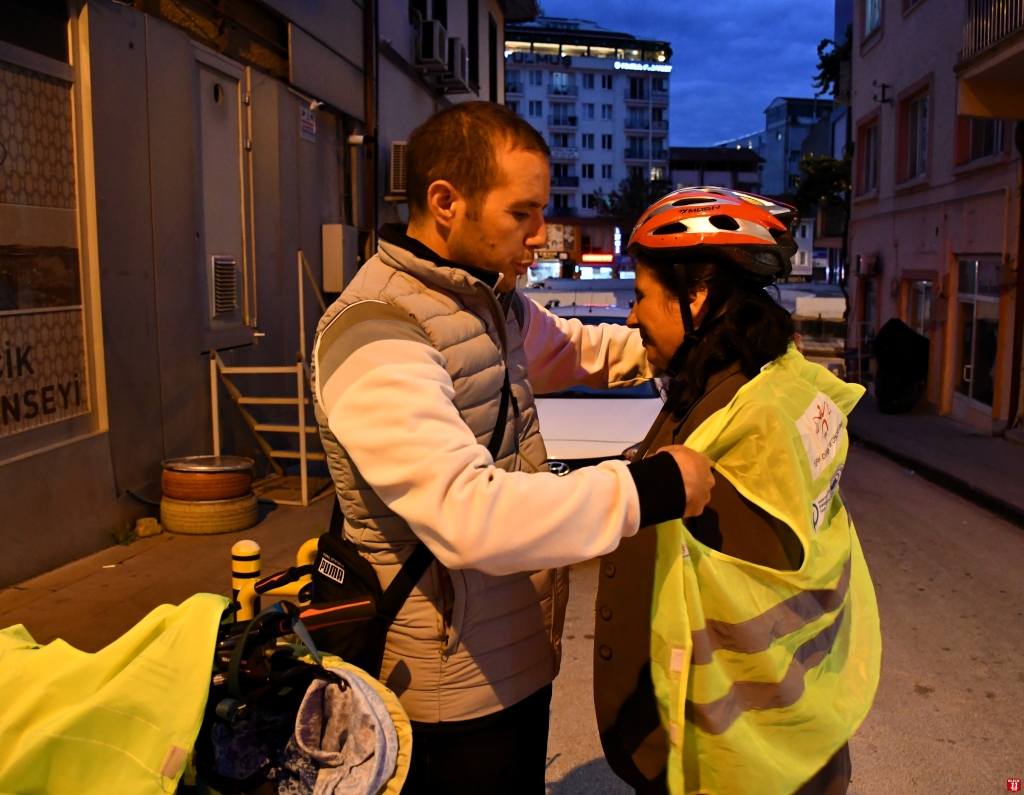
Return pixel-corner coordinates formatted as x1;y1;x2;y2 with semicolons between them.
661;445;715;518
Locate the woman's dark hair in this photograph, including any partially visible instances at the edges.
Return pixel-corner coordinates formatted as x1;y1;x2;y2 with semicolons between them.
638;252;794;419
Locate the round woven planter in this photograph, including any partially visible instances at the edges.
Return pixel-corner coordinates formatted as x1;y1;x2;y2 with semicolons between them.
160;493;259;535
161;470;252;501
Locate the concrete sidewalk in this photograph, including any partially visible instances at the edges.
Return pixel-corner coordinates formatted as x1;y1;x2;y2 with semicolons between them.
0;498;334;651
848;397;1024;526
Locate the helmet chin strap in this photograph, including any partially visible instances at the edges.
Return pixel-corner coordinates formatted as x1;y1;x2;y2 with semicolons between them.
665;262;697;380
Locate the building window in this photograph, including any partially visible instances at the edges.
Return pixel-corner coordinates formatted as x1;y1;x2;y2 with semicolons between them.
900;93;929;181
506;100;520;115
652;137;666;158
601;74;613;90
529;69;543;85
551;72;575;95
652;76;667;92
857;121;879;193
582;163;594;179
550;102;575;125
787;174;800;189
529;100;543;117
581;133;595;149
628;165;645;179
864;0;882;36
601;134;613;150
956;117;1006;164
601;104;614;120
582;73;594;89
601;164;613;179
550;132;575;148
553;193;574;211
582;103;595;119
650;166;664;181
432;0;447;26
626;136;647;158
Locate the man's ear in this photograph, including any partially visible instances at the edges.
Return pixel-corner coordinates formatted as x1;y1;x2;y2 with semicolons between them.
425;180;465;230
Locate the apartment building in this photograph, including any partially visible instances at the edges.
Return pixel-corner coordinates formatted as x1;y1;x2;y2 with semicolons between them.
846;0;1023;433
669;146;764;193
503;17;671;265
0;0;536;586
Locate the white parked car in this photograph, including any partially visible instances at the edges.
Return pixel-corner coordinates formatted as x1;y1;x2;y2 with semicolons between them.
533;305;664;473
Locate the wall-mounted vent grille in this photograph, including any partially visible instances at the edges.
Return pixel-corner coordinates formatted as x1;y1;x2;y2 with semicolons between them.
212;256;238;315
390;142;408;195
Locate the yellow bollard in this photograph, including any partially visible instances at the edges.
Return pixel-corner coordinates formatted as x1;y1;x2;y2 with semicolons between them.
231;540;261;619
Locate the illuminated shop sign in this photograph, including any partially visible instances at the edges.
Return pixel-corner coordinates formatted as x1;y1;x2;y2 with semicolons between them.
581;253;615;263
613;62;673;72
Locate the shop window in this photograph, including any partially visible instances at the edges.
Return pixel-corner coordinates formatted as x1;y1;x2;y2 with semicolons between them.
955;259;1001;407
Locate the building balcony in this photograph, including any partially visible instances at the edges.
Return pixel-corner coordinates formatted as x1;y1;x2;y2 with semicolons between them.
549;146;580;160
651;150;670;161
651;119;669;131
546;206;578;217
651;90;669;104
550;175;580;188
548;115;578;128
625;118;651;130
505;82;523;95
957;0;1024;118
624;89;650;102
624;148;649;161
548;85;579;96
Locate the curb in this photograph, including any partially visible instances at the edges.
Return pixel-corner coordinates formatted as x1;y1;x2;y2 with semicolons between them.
849;431;1024;530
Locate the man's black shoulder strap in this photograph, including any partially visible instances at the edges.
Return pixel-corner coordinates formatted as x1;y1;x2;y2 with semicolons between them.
327;497;434;624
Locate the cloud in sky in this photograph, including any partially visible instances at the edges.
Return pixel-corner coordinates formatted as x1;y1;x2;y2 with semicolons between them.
533;0;835;146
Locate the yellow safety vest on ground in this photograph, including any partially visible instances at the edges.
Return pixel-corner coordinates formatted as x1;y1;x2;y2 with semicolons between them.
0;593;228;795
651;347;881;795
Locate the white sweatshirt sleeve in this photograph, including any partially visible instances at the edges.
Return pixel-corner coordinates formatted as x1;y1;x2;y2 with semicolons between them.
520;296;654;395
320;338;642;576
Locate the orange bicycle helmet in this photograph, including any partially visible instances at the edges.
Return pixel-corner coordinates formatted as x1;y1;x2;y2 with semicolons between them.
627;186;798;282
627;187;800;378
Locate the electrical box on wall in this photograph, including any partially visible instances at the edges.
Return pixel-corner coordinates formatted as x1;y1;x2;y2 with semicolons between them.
323;224;357;293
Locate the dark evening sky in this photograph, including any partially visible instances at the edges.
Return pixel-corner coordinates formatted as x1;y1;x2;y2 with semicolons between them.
533;0;836;146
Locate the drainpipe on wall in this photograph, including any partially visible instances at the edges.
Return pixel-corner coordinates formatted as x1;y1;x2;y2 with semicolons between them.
363;0;379;255
1006;122;1024;429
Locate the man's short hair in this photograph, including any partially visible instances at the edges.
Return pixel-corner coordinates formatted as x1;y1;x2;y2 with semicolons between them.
406;102;550;218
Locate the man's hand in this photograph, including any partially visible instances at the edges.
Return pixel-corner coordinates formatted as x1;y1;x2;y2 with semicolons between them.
661;445;715;518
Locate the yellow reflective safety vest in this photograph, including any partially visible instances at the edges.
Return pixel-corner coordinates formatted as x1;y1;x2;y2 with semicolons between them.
651;348;881;795
0;593;228;795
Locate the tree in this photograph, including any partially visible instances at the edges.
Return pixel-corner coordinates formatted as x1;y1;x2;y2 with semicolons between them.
591;171;672;237
793;154;850;221
812;24;852;98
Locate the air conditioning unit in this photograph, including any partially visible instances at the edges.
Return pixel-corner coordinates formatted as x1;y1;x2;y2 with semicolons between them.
390;141;408;195
442;38;471;93
415;19;448;71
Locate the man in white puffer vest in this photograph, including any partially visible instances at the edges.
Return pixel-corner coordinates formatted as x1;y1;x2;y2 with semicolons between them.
311;102;714;794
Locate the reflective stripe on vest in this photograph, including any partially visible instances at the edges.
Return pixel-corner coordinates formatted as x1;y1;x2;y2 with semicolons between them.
650;348;882;795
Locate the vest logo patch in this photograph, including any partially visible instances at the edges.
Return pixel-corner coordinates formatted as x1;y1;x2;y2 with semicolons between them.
811;464;844;534
796;391;844;480
317;554;346;585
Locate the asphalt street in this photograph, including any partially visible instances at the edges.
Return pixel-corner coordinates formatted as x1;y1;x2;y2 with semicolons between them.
545;445;1024;793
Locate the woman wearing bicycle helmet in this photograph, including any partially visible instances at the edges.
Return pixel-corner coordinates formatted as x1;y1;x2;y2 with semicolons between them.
593;188;880;795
